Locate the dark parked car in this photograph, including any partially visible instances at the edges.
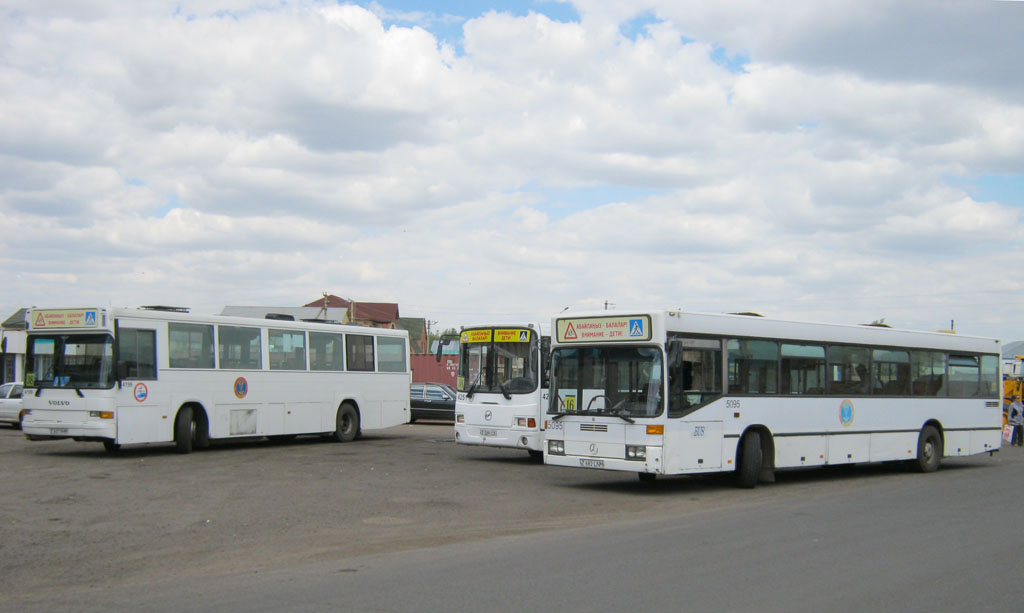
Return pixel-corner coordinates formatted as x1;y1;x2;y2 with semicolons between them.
410;382;456;422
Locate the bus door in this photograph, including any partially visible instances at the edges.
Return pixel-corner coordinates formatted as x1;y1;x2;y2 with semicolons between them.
663;337;724;472
114;326;161;444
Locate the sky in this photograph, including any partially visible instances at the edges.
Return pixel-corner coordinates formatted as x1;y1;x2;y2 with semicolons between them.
1;0;1023;341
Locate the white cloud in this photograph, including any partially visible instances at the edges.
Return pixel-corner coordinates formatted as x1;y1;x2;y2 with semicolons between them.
0;1;1022;341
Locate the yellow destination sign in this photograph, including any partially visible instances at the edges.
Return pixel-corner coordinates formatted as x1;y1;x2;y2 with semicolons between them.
30;308;101;330
461;329;493;343
494;329;531;343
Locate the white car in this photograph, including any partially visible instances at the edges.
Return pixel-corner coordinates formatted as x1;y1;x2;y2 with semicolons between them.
0;382;24;428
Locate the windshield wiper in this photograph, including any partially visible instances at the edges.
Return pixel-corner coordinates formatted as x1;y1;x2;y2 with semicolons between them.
467;371;483;399
605;410;635;424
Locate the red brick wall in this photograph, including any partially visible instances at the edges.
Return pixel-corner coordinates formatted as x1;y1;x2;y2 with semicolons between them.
411;354;458;386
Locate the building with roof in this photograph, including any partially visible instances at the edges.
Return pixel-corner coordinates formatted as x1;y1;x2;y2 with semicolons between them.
1;309;27;383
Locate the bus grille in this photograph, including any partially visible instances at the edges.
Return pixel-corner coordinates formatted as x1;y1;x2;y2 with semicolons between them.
579;424;608;432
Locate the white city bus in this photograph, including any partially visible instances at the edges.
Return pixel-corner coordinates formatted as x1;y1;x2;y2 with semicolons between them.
451;322;550;459
21;307;411;453
544;310;1002;486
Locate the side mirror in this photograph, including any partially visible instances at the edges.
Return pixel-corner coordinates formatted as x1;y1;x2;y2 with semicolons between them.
435;334;459;363
667;338;683;369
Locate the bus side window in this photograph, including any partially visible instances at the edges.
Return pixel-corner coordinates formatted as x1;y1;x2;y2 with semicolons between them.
118;328;157;380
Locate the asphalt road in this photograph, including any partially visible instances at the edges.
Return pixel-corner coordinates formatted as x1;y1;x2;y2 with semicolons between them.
2;422;1022;612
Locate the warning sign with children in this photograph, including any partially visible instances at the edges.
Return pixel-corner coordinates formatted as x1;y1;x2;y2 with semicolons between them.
556;315;652;343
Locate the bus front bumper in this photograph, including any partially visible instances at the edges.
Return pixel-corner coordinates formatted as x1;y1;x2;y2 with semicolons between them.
22;412;116;441
454;424;543;451
544;448;663;474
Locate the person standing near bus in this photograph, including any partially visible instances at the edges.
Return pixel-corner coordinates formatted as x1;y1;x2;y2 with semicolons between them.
1010;396;1024;447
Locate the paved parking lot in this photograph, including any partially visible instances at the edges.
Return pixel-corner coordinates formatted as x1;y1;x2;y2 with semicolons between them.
0;420;1011;608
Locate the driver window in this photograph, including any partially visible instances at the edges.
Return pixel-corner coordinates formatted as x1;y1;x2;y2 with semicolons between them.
668;337;723;417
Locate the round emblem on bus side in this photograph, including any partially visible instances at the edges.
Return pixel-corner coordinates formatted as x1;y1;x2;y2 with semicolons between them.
234;377;248;399
484;410;492;421
839;399;854;427
133;382;148;403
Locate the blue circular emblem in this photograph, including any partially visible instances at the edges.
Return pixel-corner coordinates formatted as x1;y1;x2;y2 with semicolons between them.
234;377;248;399
133;382;148;402
839;399;854;426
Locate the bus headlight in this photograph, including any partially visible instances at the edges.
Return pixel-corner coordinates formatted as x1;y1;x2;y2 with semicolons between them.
625;445;647;461
456;414;465;423
89;411;115;419
515;417;537;428
548;440;565;455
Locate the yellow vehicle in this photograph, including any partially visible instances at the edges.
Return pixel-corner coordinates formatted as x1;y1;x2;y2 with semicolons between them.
1003;355;1024;426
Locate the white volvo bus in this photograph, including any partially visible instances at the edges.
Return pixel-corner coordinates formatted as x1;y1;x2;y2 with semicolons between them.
21;307;410;453
451;322;550;459
543;310;1002;486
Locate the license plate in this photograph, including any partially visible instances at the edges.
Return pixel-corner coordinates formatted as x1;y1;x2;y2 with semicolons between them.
50;428;69;435
479;429;497;437
579;458;605;468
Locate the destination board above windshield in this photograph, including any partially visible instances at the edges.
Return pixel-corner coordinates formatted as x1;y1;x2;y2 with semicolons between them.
29;308;102;329
556;315;652;343
462;329;532;343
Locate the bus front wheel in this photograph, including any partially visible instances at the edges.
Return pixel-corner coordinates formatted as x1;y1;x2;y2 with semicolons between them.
914;425;942;473
334;404;359;443
736;433;762;489
174;406;194;454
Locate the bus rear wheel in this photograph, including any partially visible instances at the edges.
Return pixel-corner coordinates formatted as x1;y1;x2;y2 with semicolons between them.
736;432;762;489
914;425;942;473
334;403;359;443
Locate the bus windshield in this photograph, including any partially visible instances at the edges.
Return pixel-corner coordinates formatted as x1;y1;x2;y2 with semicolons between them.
548;345;663;418
459;329;538;395
26;334;115;389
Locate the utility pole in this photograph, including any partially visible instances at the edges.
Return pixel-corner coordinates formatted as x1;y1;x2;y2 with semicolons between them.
604;300;615;311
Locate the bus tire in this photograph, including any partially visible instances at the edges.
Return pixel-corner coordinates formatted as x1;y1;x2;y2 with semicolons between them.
527;449;543;461
914;425;942;473
103;440;121;453
638;472;657;483
194;408;210;450
174;406;194;454
334;403;359;443
736;432;762;489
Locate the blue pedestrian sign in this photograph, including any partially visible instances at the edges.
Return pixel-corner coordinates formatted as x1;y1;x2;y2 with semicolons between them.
629;318;644;337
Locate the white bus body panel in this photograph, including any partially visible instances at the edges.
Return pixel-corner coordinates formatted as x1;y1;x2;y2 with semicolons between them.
547;395;1002;476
